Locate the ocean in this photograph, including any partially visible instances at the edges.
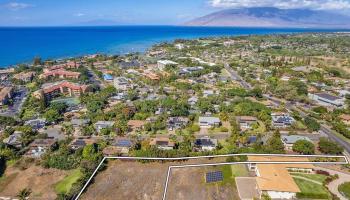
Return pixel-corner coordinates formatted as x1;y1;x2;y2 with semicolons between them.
0;26;348;68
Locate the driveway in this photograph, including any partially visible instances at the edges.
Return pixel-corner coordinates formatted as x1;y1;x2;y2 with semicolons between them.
235;177;259;200
314;166;350;200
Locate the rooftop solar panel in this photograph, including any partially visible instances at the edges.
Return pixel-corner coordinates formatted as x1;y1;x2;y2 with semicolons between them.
206;171;223;183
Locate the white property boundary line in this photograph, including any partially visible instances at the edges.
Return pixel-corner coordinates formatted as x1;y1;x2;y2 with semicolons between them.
74;153;349;200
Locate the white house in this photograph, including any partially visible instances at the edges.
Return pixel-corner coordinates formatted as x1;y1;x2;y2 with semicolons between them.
308;93;345;108
157;60;178;71
94;121;115;133
271;113;295;128
198;116;221;128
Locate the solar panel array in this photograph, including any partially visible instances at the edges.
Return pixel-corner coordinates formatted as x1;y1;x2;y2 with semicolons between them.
206;171;223;183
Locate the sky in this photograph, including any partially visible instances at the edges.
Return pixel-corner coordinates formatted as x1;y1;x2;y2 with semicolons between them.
0;0;350;26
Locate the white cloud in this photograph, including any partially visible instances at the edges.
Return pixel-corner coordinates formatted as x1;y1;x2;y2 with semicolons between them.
208;0;350;10
4;2;33;11
74;13;85;17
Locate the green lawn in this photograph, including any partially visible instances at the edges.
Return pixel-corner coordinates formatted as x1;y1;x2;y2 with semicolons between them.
338;182;350;199
231;165;249;177
0;173;18;192
294;177;330;199
220;165;234;184
55;169;82;194
290;173;327;184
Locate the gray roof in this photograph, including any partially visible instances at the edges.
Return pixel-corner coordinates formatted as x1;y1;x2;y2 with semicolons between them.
199;117;221;123
281;135;312;144
315;93;341;101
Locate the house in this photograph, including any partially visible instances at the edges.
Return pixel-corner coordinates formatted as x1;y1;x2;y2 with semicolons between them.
188;96;198;106
44;127;66;141
194;136;218;151
271;113;295;128
71;118;90;128
198;117;221;128
308;93;345;108
103;74;114;81
25;139;56;158
94;121;115;133
13;71;36;82
167;117;189;130
339;114;350;125
3;131;22;148
69;138;96;150
157;60;178;71
178;66;204;75
33;81;90;100
203;90;216;97
127;120;146;132
236;116;258;131
0;86;14;107
281;135;313;151
103;138;133;155
24;118;46;130
247;156;314;199
118;60;140;69
149;137;175;150
114;77;133;91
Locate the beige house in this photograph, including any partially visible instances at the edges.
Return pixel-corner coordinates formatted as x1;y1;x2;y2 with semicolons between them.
247;156;314;199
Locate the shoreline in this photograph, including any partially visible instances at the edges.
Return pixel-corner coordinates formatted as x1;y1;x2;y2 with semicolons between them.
1;28;349;69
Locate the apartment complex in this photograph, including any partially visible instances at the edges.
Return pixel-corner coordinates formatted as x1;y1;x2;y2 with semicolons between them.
40;69;80;80
33;81;90;100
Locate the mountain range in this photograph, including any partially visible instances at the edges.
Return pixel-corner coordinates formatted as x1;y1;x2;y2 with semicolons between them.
185;7;350;28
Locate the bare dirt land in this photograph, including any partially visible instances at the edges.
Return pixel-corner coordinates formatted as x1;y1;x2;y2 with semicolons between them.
81;160;170;200
0;164;68;200
81;158;239;200
167;166;239;200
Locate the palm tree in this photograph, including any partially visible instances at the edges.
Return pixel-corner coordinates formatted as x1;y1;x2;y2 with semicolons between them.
17;188;31;200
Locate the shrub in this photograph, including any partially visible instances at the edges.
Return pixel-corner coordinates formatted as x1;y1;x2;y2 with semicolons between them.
316;170;330;176
220;127;229;132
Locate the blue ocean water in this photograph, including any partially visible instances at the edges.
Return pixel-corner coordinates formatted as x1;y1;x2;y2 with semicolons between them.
0;26;348;67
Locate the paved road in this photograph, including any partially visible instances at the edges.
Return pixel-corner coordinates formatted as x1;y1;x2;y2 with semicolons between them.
224;63;251;90
314;166;350;200
225;64;350;156
0;86;28;118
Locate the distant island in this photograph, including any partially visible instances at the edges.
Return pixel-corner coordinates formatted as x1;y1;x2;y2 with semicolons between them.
185;7;350;28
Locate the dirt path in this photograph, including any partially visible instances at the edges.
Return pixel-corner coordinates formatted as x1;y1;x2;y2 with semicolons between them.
315;166;350;200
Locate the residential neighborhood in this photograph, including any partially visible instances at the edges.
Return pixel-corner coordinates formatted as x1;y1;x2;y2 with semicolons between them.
1;33;350;200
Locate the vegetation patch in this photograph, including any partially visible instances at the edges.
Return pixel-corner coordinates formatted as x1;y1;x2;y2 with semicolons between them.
231;165;249;177
290;173;327;184
55;169;83;194
338;182;350;199
294;177;330;199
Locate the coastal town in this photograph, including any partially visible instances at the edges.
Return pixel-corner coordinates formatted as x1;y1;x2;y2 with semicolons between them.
1;33;350;200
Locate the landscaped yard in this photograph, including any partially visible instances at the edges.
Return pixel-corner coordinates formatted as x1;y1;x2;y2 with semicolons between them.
338;182;350;199
55;169;82;194
290;172;327;184
293;177;330;199
231;164;249;177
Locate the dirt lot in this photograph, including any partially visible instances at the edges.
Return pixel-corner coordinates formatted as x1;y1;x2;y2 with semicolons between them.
0;164;68;200
81;160;170;200
167;167;239;200
81;158;239;200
